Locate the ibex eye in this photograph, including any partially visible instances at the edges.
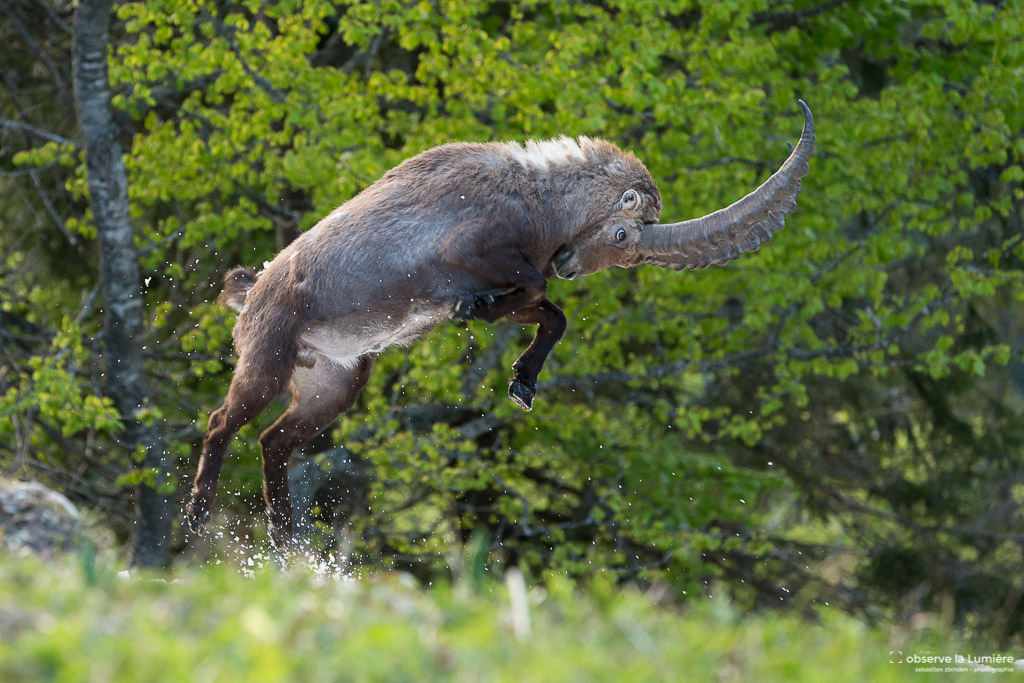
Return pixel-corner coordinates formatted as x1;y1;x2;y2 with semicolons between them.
615;228;627;242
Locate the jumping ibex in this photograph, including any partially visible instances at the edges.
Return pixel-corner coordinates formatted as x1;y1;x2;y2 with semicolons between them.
187;102;814;547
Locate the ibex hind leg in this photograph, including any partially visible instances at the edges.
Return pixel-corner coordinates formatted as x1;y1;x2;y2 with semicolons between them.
259;355;374;550
186;353;292;535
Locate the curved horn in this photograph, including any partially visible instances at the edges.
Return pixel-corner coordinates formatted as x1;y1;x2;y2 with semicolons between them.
638;100;814;271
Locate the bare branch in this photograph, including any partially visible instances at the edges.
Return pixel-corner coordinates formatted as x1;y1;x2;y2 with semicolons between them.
26;167;81;248
34;0;72;35
0;116;79;147
1;0;72;103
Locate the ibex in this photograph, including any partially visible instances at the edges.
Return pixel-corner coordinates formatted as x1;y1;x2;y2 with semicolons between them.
187;102;814;548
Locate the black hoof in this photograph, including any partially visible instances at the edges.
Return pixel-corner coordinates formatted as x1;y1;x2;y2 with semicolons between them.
508;378;535;411
267;511;294;551
452;296;472;320
453;293;492;320
452;288;513;320
269;533;292;552
185;498;209;535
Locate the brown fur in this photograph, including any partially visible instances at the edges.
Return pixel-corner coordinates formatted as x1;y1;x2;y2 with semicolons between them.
185;115;812;548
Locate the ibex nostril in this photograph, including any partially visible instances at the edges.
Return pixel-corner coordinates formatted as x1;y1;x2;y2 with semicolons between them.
552;247;574;270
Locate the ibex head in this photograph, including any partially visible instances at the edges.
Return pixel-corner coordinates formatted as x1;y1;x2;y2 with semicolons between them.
551;183;662;279
552;100;814;279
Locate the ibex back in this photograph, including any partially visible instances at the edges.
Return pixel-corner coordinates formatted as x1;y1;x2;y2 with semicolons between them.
187;102;814;548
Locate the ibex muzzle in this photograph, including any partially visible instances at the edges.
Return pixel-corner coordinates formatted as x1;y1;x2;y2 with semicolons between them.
187;102;814;548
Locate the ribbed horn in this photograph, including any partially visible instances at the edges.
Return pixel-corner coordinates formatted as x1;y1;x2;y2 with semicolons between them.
638;100;814;270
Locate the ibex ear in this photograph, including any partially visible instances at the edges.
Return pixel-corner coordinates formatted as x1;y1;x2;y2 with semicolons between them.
615;189;642;214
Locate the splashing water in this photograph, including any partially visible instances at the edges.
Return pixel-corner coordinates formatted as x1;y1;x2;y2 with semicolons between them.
194;520;357;581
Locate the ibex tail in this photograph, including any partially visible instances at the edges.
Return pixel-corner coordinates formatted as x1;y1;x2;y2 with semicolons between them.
218;267;258;312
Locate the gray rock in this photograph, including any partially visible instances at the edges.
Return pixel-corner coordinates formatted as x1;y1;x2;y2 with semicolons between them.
0;478;84;558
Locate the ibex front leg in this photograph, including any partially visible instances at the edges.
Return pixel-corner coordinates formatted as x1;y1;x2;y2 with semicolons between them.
457;293;566;410
505;299;567;410
447;248;566;410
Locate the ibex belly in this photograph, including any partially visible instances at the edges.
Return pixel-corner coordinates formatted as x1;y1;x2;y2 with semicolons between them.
299;304;451;368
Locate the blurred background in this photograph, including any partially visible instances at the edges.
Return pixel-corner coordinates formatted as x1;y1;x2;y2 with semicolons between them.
2;0;1023;645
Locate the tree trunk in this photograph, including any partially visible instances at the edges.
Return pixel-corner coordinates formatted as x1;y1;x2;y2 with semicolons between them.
72;0;170;567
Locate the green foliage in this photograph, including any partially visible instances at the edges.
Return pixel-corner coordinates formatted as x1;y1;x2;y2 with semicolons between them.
0;320;122;439
0;553;993;682
4;0;1024;646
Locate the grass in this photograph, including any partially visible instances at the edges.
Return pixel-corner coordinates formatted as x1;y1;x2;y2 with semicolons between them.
0;550;1016;682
